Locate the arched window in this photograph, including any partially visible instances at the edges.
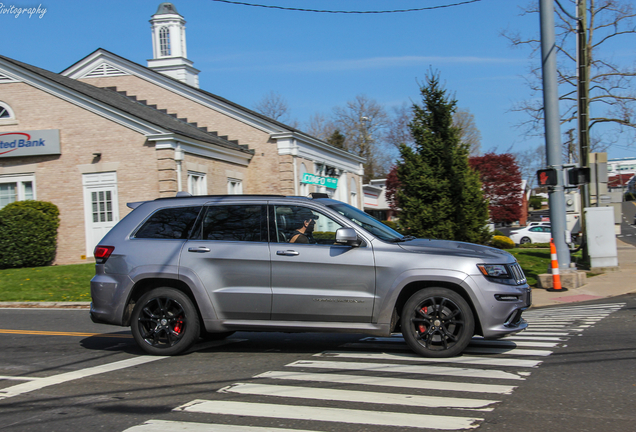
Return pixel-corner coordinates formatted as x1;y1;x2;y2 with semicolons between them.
159;27;171;56
0;102;14;119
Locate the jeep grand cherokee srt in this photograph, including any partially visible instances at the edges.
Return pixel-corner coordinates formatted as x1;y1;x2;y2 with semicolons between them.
90;193;530;357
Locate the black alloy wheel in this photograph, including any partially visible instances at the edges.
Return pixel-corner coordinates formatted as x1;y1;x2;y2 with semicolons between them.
520;237;532;244
131;287;200;356
402;288;474;358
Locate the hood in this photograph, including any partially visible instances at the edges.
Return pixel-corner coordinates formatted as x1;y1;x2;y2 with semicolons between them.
398;238;513;261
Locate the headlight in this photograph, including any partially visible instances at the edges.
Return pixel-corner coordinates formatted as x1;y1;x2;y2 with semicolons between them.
477;264;510;278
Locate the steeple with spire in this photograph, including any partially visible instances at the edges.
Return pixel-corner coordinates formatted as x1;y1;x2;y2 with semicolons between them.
147;3;200;87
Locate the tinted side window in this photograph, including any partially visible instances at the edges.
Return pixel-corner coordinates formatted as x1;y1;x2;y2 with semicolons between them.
135;206;202;239
274;205;343;244
200;205;266;242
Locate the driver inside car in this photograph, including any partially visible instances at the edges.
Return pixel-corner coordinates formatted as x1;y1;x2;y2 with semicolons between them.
289;209;318;244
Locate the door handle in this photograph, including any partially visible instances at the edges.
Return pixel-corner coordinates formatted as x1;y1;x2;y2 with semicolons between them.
276;250;299;256
188;247;210;253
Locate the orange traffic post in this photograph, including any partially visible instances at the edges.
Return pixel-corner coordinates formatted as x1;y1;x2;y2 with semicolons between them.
547;238;568;292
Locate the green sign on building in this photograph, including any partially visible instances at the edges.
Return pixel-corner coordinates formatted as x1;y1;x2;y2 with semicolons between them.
301;173;338;189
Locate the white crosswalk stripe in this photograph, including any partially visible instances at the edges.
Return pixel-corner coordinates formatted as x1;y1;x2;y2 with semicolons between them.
122;302;625;432
219;382;500;410
254;370;518;394
174;400;484;430
288;359;531;380
313;351;543;367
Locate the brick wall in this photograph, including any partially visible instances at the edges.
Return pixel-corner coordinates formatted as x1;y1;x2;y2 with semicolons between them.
0;81;246;264
80;75;284;194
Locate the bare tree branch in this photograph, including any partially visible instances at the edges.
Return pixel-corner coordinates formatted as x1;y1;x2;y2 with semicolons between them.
501;0;636;154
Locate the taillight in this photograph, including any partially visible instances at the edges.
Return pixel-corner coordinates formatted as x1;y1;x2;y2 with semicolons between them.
94;245;115;264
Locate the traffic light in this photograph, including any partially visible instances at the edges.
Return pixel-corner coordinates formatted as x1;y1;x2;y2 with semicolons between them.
567;167;591;186
537;168;558;186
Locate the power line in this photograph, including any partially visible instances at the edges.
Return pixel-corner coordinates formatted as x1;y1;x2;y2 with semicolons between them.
210;0;482;14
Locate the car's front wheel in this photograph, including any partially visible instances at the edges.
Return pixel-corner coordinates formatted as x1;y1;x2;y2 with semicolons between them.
131;287;200;356
520;236;531;244
401;288;474;358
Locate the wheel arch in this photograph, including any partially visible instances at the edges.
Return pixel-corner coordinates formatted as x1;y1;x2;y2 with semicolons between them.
123;278;202;327
392;280;483;336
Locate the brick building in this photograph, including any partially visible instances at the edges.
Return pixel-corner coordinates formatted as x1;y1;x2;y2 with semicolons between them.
0;3;363;264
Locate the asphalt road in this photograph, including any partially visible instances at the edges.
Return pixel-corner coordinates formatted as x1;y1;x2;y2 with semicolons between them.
1;295;634;432
618;201;636;246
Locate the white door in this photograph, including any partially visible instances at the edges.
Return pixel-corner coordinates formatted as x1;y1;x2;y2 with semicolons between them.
83;172;119;257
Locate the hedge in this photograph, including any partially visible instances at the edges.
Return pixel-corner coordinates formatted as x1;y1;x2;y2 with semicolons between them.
0;200;60;269
491;235;515;249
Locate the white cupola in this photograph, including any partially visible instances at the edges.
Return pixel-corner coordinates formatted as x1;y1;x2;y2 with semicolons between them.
147;3;200;87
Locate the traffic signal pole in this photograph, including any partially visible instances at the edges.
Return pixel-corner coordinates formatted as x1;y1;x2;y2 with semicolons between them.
539;0;571;269
577;0;590;261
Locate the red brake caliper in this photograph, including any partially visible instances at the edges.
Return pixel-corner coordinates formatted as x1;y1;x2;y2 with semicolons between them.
174;318;184;334
418;306;428;333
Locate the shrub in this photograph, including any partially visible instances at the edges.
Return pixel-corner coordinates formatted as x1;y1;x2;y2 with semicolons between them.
529;195;543;209
491;235;515;249
493;229;505;237
0;200;60;269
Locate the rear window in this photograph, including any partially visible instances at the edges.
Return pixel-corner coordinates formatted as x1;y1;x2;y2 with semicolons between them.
134;206;202;239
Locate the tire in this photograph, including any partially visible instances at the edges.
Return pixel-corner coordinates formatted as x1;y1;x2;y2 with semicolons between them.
131;287;200;356
401;288;474;358
520;237;531;244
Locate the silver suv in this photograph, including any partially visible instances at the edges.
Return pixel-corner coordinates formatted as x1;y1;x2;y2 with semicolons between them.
90;193;530;357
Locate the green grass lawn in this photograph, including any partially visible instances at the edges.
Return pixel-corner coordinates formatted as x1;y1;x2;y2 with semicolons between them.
0;263;95;302
0;248;561;302
509;248;551;286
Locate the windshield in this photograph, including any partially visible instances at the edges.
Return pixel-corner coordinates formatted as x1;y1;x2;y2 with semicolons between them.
327;202;404;242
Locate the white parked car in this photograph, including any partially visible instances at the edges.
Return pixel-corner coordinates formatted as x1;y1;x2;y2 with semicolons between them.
509;226;552;245
527;221;551;228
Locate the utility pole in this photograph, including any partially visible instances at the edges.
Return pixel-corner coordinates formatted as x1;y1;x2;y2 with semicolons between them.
577;0;591;261
539;0;571;269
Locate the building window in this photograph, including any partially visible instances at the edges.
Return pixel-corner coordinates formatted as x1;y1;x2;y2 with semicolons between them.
0;174;34;209
227;178;243;195
188;171;207;195
0;102;15;119
159;27;171;56
91;190;113;223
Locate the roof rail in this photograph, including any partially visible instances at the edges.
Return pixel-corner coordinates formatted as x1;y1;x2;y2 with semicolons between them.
310;193;330;199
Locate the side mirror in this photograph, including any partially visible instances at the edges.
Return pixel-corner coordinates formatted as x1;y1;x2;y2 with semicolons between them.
335;228;361;247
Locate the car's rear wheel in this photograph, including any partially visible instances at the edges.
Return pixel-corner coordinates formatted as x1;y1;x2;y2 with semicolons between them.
520;236;531;244
401;288;474;358
131;287;200;356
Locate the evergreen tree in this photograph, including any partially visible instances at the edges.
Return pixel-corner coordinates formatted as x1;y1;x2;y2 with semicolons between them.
396;72;491;244
326;129;346;149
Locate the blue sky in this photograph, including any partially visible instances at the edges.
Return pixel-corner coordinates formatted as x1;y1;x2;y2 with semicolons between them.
2;0;634;161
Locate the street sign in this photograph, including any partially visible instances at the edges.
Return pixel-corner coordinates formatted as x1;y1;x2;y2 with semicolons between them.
301;173;338;189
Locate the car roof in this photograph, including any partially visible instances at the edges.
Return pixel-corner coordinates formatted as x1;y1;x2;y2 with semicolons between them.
127;193;336;210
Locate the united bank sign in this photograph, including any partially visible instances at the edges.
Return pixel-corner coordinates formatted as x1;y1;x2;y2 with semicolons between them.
0;129;61;158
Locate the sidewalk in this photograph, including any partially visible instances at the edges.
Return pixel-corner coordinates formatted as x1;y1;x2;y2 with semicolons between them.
531;239;636;307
